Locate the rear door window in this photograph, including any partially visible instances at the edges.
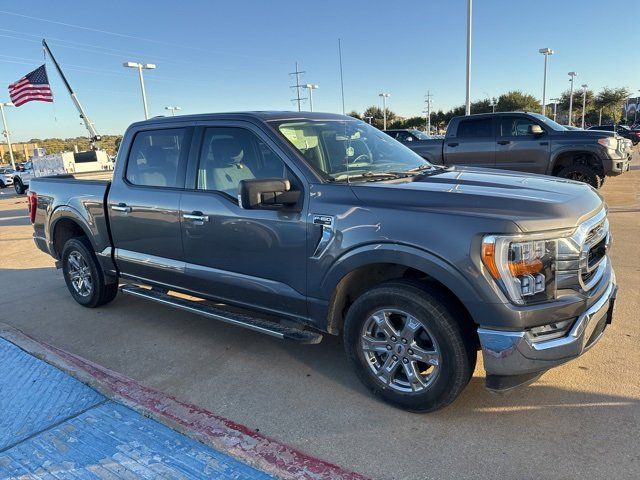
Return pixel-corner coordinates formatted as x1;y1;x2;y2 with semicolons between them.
455;118;493;138
126;128;186;188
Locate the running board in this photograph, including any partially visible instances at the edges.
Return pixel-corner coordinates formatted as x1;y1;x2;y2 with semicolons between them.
120;285;323;344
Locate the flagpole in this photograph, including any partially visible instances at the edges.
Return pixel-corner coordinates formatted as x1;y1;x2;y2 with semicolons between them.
0;103;16;170
42;39;101;146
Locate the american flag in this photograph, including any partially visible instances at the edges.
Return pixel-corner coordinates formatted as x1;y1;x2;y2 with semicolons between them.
9;65;53;107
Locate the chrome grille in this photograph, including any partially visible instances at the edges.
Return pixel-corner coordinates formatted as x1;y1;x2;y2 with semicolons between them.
556;209;609;293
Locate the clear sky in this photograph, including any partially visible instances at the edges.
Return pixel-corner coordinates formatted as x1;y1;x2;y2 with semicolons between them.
1;0;638;141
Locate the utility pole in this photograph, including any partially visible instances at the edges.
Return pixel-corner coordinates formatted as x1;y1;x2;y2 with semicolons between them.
289;62;306;112
123;61;156;120
581;84;588;129
465;0;472;115
0;102;15;170
303;84;319;112
598;108;602;125
567;72;578;126
550;97;560;122
379;93;391;129
539;48;554;116
424;91;433;133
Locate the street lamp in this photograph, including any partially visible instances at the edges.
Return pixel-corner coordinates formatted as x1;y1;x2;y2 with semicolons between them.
0;102;15;170
123;62;156;119
303;84;319;112
550;97;560;122
567;72;578;126
379;93;391;129
580;84;588;129
539;48;554;116
465;0;472;115
164;106;181;116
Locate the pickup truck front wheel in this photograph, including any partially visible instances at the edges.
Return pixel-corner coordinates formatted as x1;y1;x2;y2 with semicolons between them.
61;237;117;308
557;164;602;188
344;281;475;412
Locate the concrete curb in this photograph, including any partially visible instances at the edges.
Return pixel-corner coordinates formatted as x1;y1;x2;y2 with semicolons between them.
0;323;369;480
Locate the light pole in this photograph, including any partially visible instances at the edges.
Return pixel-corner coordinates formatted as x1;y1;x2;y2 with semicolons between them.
303;84;319;112
364;116;373;124
123;62;156;119
567;72;578;126
164;106;181;116
465;0;472;115
550;97;560;122
379;93;391;129
580;84;588;129
424;92;433;133
539;48;554;116
0;102;15;170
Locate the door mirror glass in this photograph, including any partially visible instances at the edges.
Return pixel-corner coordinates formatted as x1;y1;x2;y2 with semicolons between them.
529;124;544;135
239;178;301;210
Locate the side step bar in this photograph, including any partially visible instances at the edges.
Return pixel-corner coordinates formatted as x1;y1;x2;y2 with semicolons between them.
120;285;323;344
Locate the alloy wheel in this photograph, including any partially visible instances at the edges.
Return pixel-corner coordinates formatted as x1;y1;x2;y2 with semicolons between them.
67;251;93;297
360;308;441;393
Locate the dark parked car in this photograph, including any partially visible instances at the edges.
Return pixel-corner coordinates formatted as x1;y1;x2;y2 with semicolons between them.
384;129;433;142
29;112;617;412
587;124;640;145
393;112;630;188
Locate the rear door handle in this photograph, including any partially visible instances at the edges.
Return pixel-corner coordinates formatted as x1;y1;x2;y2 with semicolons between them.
447;142;459;147
111;203;132;213
497;140;511;145
183;212;209;223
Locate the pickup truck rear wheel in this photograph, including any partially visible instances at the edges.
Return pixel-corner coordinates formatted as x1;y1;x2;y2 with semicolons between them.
344;280;475;412
61;237;117;308
14;179;26;194
557;164;602;188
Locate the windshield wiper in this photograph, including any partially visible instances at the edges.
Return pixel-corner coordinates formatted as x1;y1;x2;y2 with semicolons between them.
332;171;403;182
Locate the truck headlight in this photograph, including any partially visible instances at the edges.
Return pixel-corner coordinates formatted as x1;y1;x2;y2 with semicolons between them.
481;233;569;305
597;137;617;149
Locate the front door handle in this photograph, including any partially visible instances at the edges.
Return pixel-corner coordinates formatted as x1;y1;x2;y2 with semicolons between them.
497;140;511;145
111;203;132;213
447;142;459;147
183;212;209;223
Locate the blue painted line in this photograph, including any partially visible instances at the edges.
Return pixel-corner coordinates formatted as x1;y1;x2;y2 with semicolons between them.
0;339;273;479
0;339;104;451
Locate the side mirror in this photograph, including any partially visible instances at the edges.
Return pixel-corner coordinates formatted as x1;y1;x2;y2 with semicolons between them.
529;124;544;135
239;178;301;210
405;136;414;142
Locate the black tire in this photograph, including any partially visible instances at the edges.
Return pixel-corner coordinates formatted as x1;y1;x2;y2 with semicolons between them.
344;280;476;412
0;180;5;188
61;236;118;308
557;164;602;189
14;179;26;194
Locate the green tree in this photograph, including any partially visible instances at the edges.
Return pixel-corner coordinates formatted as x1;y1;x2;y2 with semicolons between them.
362;105;396;129
346;110;362;120
495;91;541;112
558;88;594;126
594;87;631;124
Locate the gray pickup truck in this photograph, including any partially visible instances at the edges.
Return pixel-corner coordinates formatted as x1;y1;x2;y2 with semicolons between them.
29;112;617;412
387;112;630;188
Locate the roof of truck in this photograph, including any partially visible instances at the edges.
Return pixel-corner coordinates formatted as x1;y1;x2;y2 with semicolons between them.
131;111;351;127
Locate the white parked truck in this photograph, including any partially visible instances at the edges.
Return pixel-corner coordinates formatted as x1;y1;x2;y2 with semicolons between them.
13;149;113;194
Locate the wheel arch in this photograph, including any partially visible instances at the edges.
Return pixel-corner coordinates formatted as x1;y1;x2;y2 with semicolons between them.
321;244;482;336
550;148;604;176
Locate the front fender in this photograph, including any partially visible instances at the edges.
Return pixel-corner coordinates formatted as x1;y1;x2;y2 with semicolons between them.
548;145;605;174
320;242;485;319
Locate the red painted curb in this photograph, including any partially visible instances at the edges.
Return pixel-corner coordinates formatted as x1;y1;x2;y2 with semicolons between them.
0;325;369;480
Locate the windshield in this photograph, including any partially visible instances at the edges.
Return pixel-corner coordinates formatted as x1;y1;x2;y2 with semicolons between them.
273;119;432;182
410;130;431;140
529;113;567;131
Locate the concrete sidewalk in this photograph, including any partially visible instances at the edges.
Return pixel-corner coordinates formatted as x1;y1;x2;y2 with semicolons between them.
0;337;272;479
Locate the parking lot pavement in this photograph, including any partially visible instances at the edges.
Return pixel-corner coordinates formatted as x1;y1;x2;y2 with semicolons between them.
0;161;639;480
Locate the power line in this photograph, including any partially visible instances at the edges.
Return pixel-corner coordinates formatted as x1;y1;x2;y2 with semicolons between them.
289;62;306;112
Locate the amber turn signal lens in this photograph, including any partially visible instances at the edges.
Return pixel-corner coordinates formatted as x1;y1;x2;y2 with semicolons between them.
481;241;500;279
508;259;543;277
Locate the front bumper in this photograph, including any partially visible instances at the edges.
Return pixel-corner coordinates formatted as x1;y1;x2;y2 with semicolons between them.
478;274;617;392
2;177;13;185
603;155;631;176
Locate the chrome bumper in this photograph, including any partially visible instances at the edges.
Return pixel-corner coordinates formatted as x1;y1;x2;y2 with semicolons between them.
478;276;616;390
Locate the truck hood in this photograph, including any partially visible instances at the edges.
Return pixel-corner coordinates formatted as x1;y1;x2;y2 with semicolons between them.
350;167;604;232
